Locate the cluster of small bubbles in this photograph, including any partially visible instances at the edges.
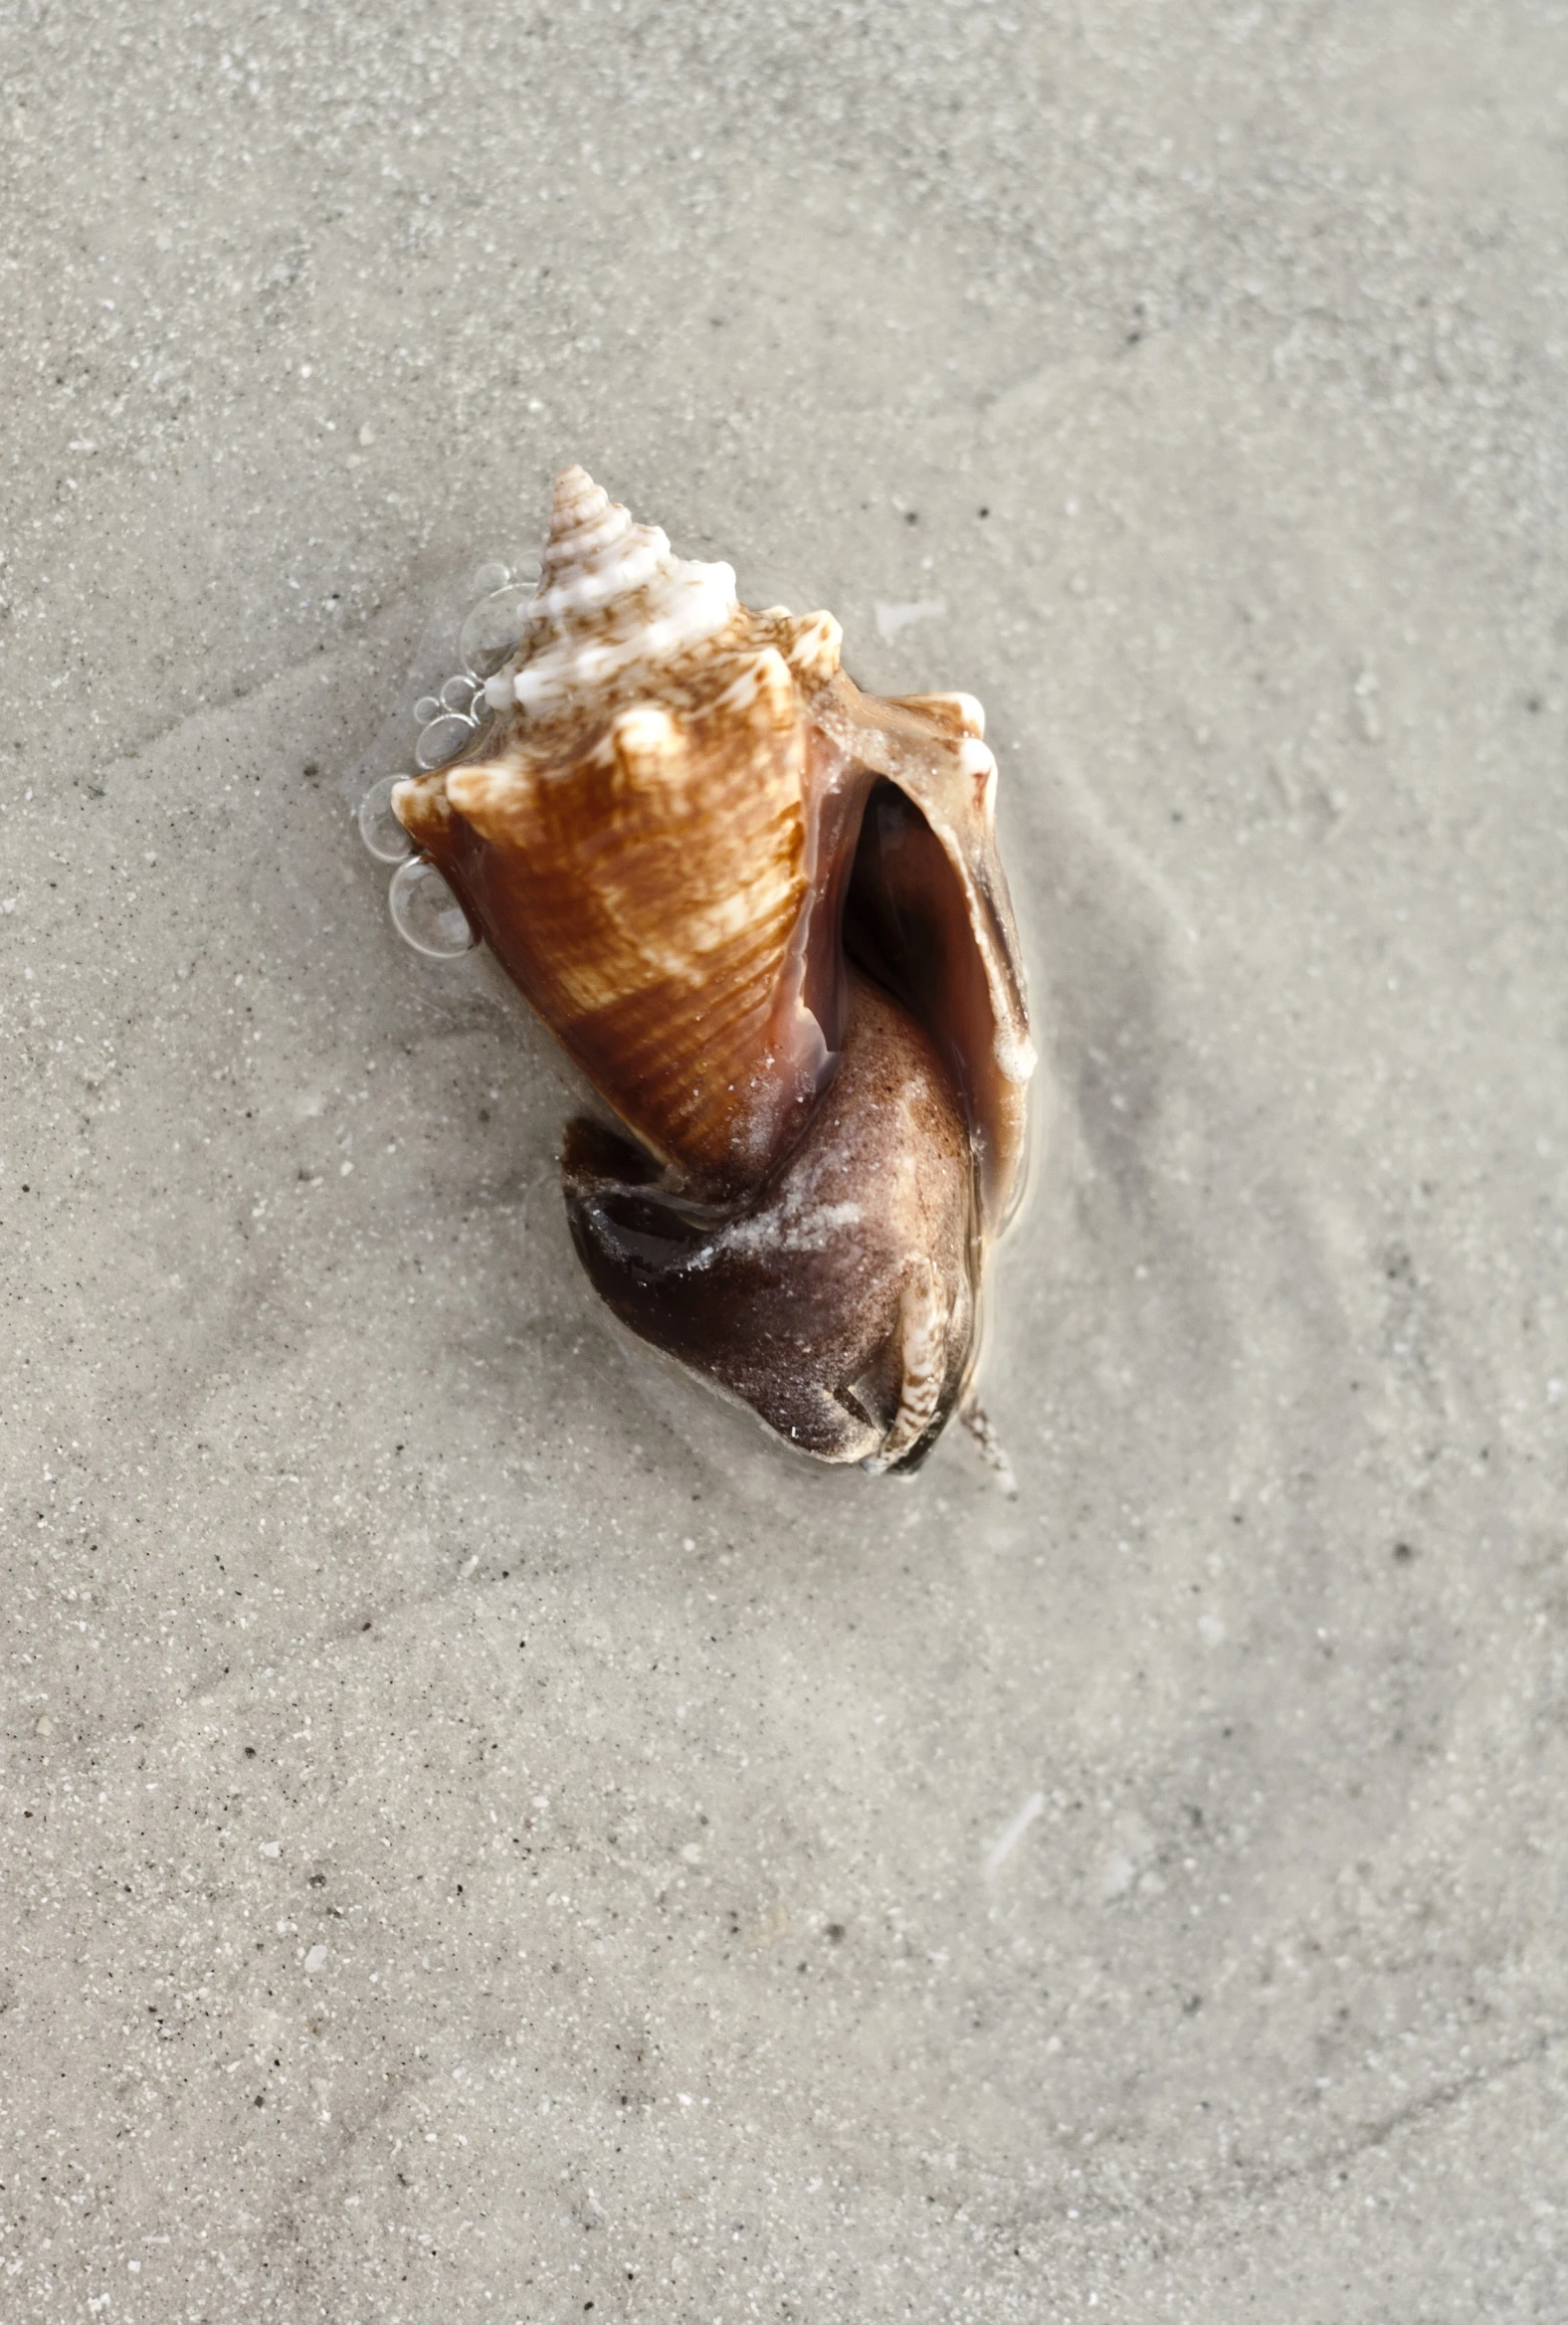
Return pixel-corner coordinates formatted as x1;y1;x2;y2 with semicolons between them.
407;560;540;767
361;558;541;953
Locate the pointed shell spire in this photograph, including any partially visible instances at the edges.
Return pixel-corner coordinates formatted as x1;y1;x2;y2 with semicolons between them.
508;464;741;717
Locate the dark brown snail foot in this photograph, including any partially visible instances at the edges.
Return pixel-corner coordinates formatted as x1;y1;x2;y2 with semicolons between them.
562;970;978;1470
390;469;1033;1471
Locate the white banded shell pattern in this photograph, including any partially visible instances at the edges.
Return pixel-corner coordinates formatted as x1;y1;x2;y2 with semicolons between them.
494;466;739;717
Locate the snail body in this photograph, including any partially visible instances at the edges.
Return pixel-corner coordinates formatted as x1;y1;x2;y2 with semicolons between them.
393;469;1034;1470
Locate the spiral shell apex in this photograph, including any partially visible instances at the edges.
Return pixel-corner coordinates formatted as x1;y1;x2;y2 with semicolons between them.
392;467;1034;1471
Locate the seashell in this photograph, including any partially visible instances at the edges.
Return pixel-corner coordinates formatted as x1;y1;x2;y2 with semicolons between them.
391;467;1034;1471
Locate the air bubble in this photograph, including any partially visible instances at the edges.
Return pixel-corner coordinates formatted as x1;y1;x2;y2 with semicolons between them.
472;560;511;596
413;693;443;726
459;581;537;679
440;673;478;714
388;857;477;957
357;774;414;863
415;711;476;770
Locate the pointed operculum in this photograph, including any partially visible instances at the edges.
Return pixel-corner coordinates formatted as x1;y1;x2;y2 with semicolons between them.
862;1259;953;1473
898;689;986;739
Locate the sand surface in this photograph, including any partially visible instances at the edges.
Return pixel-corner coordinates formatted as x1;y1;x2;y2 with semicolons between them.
4;3;1567;2318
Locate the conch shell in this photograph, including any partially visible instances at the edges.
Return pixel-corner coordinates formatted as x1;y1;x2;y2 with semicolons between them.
393;467;1034;1470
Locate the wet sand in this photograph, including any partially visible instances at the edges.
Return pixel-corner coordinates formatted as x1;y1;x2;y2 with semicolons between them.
3;5;1566;2317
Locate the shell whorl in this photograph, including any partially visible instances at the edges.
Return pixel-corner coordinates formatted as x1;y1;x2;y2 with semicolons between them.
395;470;856;1196
505;464;742;717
